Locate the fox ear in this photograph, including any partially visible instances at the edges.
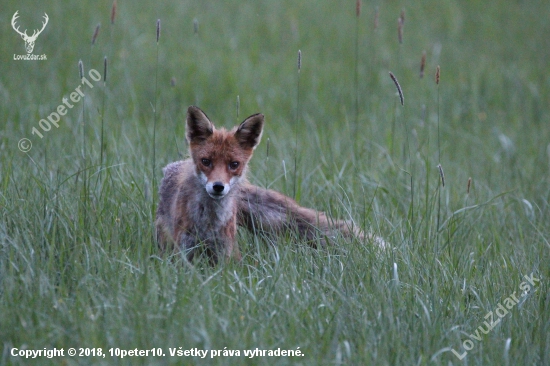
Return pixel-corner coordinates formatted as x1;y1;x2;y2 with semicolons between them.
235;113;264;150
186;106;214;144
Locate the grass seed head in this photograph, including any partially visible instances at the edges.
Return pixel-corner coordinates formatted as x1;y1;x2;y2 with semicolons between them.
356;0;361;17
111;0;117;25
467;177;472;194
436;65;440;85
156;19;161;43
298;49;302;72
374;6;379;30
389;72;404;106
78;59;84;79
397;17;403;44
103;56;107;82
438;164;445;187
193;18;199;34
92;23;100;45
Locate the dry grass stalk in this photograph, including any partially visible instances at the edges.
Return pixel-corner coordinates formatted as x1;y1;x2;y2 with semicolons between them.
100;56;107;168
389;71;404;106
294;49;302;198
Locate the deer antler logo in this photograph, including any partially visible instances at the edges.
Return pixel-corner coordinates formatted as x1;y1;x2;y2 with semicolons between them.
11;11;49;54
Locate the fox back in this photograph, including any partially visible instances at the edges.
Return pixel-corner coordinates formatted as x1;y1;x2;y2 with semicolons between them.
156;106;264;263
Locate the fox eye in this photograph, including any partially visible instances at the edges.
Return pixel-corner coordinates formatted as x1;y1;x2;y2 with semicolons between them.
201;158;211;167
229;161;239;170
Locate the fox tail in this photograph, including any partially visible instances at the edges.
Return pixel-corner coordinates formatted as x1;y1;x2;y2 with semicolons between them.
237;184;386;248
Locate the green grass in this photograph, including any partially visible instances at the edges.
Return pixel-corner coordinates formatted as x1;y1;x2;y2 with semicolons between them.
1;0;549;365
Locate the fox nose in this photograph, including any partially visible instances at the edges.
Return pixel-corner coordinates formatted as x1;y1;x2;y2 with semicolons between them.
212;182;225;193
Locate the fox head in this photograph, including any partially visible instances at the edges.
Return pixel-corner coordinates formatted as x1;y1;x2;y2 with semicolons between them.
186;106;264;199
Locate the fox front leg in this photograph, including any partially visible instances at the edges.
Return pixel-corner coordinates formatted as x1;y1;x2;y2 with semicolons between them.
179;233;198;262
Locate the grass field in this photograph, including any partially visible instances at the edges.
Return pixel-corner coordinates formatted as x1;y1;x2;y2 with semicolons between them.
1;0;549;365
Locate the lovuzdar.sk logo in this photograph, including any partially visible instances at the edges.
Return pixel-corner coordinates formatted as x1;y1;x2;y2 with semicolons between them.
12;10;48;61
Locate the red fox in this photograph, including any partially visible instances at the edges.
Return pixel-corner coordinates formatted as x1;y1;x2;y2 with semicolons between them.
156;106;383;263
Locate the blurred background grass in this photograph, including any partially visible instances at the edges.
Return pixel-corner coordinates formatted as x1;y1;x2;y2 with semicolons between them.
0;0;549;365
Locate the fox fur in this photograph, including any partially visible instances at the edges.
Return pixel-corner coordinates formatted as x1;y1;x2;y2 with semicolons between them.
156;106;382;263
